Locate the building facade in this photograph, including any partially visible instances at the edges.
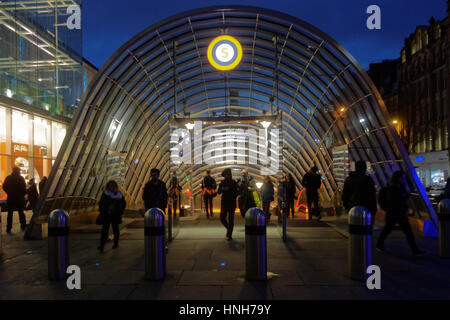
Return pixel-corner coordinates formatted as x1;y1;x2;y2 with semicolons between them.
0;0;96;198
369;2;450;189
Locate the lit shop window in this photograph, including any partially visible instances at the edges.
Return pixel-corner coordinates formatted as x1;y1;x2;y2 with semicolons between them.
52;122;67;158
34;117;51;147
12;111;30;144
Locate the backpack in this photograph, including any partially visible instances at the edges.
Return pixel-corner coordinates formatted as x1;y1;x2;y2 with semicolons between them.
378;186;390;211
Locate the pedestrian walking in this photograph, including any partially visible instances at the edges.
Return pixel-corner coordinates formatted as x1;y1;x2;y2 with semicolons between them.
302;166;322;220
142;168;168;212
261;176;274;221
237;170;256;218
97;180;126;252
3;167;27;233
285;173;296;218
437;177;450;201
168;176;182;217
217;168;238;240
277;177;286;217
201;170;217;218
39;176;47;195
376;171;425;255
27;178;39;211
342;160;377;217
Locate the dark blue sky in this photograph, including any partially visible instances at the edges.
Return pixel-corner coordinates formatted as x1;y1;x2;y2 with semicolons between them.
82;0;448;70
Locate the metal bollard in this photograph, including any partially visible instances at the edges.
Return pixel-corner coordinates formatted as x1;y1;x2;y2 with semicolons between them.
48;209;70;280
145;208;165;280
348;206;372;281
438;199;450;259
245;207;267;281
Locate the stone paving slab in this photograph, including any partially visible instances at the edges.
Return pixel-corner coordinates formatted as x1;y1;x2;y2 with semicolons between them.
1;213;450;300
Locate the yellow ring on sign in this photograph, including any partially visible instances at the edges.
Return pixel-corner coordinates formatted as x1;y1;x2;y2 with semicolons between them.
207;35;243;71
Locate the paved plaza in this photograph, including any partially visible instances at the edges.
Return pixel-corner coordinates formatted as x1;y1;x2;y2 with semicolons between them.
0;211;449;300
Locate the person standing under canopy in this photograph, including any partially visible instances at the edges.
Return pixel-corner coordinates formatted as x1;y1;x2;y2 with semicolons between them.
201;170;217;219
217;168;238;240
302;166;322;221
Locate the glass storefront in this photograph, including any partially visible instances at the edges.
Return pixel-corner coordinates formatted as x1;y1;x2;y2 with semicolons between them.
0;104;67;199
0;0;83;118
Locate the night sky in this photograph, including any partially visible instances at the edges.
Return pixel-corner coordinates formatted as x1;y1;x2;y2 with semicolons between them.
82;0;447;70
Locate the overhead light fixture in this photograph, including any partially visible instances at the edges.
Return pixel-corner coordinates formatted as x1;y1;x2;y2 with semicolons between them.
393;120;398;124
261;121;271;129
359;119;365;123
340;107;346;112
185;123;195;130
256;182;263;189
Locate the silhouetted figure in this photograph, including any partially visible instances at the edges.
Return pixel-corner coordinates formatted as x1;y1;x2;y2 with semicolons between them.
342;161;377;217
237;170;256;218
438;177;450;201
277;177;286;217
261;176;274;221
285;173;296;217
97;180;126;252
27;178;39;211
39;176;47;196
3;167;27;233
217;168;238;240
142;168;168;212
168;176;182;217
376;171;424;255
302;166;322;220
201;170;217;218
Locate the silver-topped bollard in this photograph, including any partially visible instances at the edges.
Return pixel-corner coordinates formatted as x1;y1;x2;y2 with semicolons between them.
145;208;165;280
438;199;450;259
245;207;267;281
348;206;372;281
48;209;70;280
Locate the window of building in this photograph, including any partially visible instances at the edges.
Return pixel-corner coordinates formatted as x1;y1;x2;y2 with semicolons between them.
52;122;67;158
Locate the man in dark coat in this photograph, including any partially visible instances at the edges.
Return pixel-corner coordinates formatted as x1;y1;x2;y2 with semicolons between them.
201;170;217;218
341;161;377;217
27;178;39;211
236;170;256;218
302;166;322;220
285;173;296;217
376;171;424;255
217;168;238;240
142;168;168;212
39;176;48;197
3;167;27;232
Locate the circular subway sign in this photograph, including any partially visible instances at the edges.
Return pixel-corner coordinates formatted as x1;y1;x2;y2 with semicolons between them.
207;35;243;71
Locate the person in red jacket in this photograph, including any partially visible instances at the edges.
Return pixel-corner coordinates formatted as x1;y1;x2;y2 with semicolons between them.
3;167;27;233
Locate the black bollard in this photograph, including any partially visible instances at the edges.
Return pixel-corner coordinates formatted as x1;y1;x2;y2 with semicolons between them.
144;208;165;280
245;207;267;281
438;199;450;259
48;209;70;280
348;206;372;281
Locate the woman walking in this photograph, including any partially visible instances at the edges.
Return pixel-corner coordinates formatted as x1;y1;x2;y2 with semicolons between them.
97;180;126;252
261;176;274;221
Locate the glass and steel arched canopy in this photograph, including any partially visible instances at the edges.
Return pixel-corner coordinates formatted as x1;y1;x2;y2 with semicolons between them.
34;5;437;225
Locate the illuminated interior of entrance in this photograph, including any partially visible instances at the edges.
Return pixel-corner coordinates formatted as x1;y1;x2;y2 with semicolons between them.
32;6;437;226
